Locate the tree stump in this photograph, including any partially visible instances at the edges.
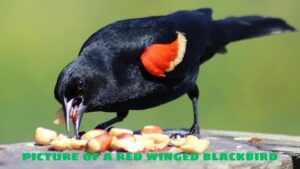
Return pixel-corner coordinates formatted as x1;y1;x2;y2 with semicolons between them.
0;129;299;169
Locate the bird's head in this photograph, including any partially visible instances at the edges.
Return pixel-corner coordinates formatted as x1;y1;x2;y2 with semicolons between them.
54;56;108;138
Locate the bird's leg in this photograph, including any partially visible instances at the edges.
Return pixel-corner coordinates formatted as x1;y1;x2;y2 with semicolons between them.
170;85;201;139
94;111;129;130
188;85;201;137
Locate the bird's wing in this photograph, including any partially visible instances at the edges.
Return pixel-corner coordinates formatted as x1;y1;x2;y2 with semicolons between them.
79;9;213;79
139;31;188;78
110;11;208;80
138;10;213;79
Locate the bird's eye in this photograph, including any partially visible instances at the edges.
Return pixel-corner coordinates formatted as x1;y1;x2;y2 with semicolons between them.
77;79;85;90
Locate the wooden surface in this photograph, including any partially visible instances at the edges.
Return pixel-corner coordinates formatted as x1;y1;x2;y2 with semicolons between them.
0;129;299;169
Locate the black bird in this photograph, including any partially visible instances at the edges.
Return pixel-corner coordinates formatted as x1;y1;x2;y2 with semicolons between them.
54;8;295;139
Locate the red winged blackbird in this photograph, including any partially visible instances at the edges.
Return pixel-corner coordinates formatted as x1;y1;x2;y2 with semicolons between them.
54;8;295;138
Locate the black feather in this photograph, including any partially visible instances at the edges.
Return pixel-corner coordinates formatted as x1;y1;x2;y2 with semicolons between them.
200;15;295;63
215;16;295;42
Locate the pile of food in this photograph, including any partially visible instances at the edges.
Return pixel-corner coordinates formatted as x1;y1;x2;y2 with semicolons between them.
34;125;210;153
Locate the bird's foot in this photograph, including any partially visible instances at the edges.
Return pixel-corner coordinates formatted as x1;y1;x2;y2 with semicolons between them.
170;133;186;139
188;123;201;138
77;131;86;138
169;124;200;139
94;124;114;132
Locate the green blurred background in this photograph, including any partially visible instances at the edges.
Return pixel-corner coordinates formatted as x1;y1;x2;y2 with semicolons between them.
0;0;299;144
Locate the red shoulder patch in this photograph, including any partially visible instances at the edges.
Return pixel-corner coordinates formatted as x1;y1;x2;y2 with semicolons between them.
141;32;187;77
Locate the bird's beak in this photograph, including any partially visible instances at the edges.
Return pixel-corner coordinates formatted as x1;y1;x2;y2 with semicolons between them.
63;97;86;139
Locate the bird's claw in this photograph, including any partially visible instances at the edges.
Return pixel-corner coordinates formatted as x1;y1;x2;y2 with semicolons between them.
74;131;86;139
170;133;186;139
188;123;201;138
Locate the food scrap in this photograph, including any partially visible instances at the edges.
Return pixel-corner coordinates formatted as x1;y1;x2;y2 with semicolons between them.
53;108;65;125
34;125;210;153
248;137;262;144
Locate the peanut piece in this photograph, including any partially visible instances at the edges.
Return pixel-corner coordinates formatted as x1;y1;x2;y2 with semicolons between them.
86;133;112;153
110;134;147;152
81;129;106;140
134;135;155;151
120;141;145;153
50;138;70;151
34;127;57;145
53;107;65;125
70;138;87;150
109;128;133;137
143;133;170;150
180;139;210;153
140;125;163;135
185;135;199;144
110;133;135;151
170;137;186;147
56;133;68;140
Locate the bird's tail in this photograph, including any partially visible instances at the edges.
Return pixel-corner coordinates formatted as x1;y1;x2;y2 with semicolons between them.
200;16;295;63
214;16;295;43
